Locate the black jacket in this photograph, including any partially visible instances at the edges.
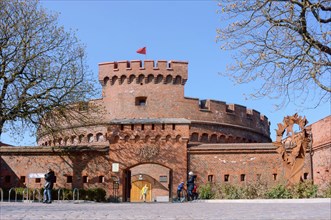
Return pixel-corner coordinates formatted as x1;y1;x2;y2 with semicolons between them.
44;171;55;189
187;176;195;191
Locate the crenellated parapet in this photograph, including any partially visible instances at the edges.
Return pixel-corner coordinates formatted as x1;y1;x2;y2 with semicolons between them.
196;99;269;127
98;60;188;86
185;98;271;143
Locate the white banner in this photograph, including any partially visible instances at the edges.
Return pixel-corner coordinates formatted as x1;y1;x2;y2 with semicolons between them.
28;173;45;178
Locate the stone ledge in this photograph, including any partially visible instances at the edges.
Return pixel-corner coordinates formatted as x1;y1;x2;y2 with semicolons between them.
0;145;109;154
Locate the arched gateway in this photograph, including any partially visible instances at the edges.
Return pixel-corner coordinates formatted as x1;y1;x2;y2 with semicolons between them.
125;163;172;202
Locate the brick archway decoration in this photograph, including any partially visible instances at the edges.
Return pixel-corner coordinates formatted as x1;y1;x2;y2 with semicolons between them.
273;113;311;187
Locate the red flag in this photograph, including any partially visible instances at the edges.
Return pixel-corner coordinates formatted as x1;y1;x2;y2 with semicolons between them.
136;47;146;55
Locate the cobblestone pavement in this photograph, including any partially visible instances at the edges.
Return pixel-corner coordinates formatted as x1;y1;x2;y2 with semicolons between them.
0;198;330;220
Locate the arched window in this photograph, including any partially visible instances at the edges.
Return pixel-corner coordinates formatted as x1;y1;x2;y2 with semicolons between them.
146;74;154;83
111;76;118;85
165;135;171;142
120;75;127;85
137;74;145;84
176;135;182;142
174;75;182;84
79;135;84;143
64;137;69;146
128;75;135;84
96;133;104;142
210;134;218;143
103;77;109;86
165;75;173;84
190;133;199;142
200;133;209;143
155;74;163;84
71;136;77;145
87;134;94;143
124;135;130;142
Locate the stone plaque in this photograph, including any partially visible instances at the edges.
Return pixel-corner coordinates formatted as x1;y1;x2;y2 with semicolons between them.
112;163;119;172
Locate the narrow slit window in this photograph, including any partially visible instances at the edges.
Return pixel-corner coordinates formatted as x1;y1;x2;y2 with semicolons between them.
99;176;105;183
224;174;229;182
240;174;245;182
83;176;88;183
273;173;277;181
208;175;214;182
67;176;73;183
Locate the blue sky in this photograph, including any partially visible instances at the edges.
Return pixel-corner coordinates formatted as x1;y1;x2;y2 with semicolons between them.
1;0;330;145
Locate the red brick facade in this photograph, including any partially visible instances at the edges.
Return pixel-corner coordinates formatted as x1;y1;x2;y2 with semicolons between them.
309;116;331;189
0;60;329;201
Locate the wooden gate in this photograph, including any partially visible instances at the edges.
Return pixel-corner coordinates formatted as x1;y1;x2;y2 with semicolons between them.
130;180;152;202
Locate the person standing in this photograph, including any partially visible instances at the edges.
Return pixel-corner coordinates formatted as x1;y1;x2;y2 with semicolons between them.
43;168;55;204
141;184;148;202
187;171;195;201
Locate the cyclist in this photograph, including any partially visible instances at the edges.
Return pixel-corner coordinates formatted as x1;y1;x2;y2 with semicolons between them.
177;181;185;202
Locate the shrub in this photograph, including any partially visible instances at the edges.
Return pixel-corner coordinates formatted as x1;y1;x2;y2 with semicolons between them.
218;184;241;199
198;183;214;199
266;184;292;199
291;181;318;198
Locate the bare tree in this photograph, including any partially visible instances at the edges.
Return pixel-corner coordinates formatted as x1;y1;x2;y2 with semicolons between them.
216;0;330;108
0;0;97;142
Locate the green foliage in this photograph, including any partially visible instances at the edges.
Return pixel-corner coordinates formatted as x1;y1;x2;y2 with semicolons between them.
218;184;241;199
291;181;318;199
266;184;292;199
79;188;107;202
239;182;268;199
198;183;214;199
0;187;106;202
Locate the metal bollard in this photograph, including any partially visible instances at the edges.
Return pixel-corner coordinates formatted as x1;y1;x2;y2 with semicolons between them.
8;188;17;202
0;188;3;202
58;188;65;201
33;188;42;202
23;188;29;201
73;188;80;202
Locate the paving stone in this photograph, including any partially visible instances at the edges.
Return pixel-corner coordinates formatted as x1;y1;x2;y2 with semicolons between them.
0;199;330;220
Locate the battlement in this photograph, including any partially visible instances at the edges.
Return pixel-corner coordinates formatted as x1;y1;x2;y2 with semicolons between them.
99;60;188;86
196;99;269;124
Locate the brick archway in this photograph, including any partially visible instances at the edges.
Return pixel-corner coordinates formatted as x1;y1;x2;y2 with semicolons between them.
124;163;172;202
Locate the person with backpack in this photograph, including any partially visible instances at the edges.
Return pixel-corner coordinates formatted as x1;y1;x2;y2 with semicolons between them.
43;168;55;204
187;171;196;201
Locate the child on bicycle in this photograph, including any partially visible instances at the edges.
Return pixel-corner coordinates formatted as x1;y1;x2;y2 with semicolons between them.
177;181;185;201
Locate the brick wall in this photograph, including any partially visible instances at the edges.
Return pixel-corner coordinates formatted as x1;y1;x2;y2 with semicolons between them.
310;116;331;189
188;143;313;186
0;147;114;197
